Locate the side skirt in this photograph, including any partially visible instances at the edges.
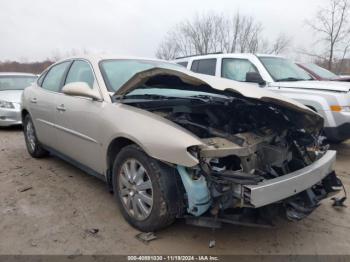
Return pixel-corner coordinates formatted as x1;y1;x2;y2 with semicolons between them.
42;145;107;183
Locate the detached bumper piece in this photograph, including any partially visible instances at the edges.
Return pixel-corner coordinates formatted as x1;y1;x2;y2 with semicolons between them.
284;171;344;221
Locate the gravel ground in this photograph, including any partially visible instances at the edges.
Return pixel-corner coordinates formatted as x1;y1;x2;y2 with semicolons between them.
0;126;349;255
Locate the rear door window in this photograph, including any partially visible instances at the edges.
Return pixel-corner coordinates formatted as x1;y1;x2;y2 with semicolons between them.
42;62;70;92
190;59;216;76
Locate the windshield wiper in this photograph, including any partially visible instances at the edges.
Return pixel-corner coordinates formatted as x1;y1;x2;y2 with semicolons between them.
187;94;233;103
114;93;176;101
114;93;232;103
276;77;305;82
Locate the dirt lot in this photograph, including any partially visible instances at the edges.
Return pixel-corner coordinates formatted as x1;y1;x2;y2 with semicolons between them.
0;127;350;255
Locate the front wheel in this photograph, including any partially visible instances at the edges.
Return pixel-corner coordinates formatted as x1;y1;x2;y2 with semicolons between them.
23;114;48;158
112;145;182;232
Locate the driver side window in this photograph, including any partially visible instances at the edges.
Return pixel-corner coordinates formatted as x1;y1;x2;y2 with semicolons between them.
221;58;258;82
65;60;95;89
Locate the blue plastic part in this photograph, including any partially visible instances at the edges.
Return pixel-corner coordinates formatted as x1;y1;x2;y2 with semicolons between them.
176;165;211;216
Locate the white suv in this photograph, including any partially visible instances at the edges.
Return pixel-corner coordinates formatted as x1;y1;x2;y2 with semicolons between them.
175;54;350;142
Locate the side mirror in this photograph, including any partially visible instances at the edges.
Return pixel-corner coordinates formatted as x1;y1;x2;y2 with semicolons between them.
62;82;101;101
246;72;266;86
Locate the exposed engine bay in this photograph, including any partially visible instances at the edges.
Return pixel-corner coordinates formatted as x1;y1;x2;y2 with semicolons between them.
115;76;345;227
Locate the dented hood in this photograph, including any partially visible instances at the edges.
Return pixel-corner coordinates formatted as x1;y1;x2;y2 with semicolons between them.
115;67;323;130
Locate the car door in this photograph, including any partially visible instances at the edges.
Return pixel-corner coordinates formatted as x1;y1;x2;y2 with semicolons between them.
221;58;260;85
54;60;105;174
28;61;71;148
190;58;217;76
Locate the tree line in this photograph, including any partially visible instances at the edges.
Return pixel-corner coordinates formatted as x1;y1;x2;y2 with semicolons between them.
0;60;54;74
156;12;291;60
0;49;90;74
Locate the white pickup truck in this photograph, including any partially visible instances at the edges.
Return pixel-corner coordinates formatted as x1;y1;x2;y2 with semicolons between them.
175;54;350;142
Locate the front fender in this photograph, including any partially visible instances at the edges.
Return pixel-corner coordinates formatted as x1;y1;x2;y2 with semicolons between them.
102;103;205;168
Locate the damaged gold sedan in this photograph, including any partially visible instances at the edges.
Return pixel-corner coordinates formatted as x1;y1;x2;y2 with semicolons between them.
21;56;345;232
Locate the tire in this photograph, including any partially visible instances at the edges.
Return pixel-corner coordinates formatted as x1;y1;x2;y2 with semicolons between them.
23;114;48;158
112;144;182;232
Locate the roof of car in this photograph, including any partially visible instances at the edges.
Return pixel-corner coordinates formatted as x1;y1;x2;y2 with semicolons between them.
0;72;37;76
174;53;285;61
57;54;169;64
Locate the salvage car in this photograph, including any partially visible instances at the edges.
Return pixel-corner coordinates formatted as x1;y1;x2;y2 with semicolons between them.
0;72;37;126
21;56;344;231
175;54;350;143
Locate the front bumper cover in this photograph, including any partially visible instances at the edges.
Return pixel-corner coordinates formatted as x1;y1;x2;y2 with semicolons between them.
243;150;336;208
324;122;350;142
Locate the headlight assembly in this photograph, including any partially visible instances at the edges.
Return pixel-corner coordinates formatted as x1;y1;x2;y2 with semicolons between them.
330;105;350;112
0;100;15;109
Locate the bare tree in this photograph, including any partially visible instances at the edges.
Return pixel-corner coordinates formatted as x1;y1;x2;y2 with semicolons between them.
220;13;264;53
266;34;291;55
156;12;291;60
237;16;262;53
174;13;226;57
335;42;350;72
306;0;350;70
155;35;180;60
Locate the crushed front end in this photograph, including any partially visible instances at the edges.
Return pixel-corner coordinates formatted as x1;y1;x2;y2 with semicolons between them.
165;94;345;227
117;69;346;227
180;131;343;227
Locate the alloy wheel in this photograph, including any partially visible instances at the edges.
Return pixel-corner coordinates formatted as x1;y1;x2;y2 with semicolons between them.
25;119;36;152
118;159;153;221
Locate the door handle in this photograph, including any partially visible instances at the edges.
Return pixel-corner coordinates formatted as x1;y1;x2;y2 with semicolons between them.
56;104;66;112
30;98;37;104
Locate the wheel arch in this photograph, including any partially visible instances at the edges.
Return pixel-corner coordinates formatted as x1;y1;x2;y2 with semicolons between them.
306;105;317;112
21;109;30;122
105;136;141;188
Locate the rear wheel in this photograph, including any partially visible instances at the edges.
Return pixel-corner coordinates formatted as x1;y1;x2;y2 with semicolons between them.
112;145;182;232
23;114;48;158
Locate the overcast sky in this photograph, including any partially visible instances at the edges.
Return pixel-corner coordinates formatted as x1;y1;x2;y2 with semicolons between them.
0;0;328;61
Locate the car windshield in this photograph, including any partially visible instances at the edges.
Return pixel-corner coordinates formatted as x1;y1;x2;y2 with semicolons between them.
0;75;37;91
259;57;313;82
100;59;184;92
302;63;339;79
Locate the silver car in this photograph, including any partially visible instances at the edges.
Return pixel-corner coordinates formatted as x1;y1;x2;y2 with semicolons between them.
21;56;344;232
0;72;37;126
